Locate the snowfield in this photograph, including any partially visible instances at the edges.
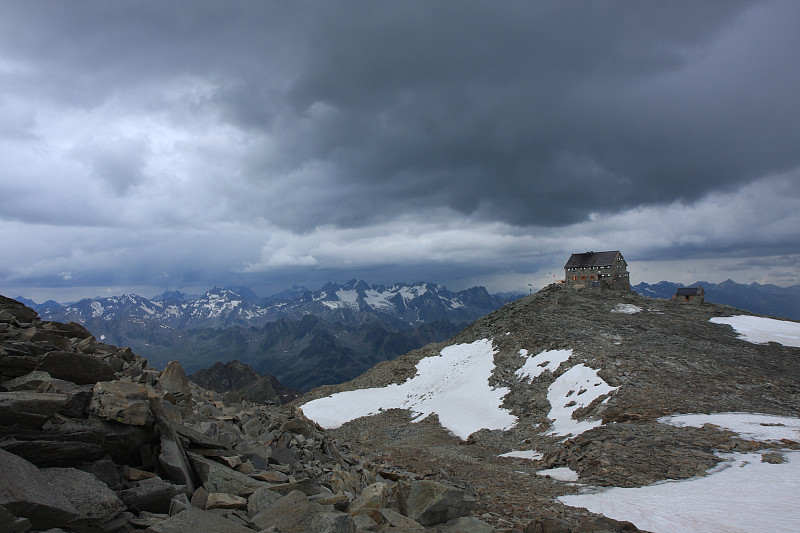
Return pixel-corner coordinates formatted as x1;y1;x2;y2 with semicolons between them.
611;303;642;314
545;364;618;437
514;349;573;381
498;450;543;460
301;339;516;439
710;315;800;347
537;466;579;482
660;412;800;442
560;413;800;532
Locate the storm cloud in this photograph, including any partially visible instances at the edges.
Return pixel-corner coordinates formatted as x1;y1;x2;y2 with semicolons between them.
1;1;798;300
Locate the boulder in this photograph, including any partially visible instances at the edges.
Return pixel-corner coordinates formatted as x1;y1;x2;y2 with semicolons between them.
117;478;190;514
159;361;191;397
0;391;69;427
347;482;389;515
204;492;247;510
144;507;255;533
0;449;78;530
438;516;496;532
246;485;282;517
2;370;52;391
251;490;355;533
379;508;425;530
150;398;196;492
36;351;115;385
41;467;126;528
89;381;153;426
0;504;32;533
402;480;476;526
189;454;266;496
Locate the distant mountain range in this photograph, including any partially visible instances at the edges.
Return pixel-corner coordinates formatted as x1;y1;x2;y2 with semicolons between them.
28;280;508;330
19;281;514;391
632;279;800;320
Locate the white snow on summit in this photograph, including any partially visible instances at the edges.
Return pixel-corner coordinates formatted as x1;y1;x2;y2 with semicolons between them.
710;315;800;348
560;413;800;532
301;339;516;439
561;450;800;533
515;349;573;381
545;364;618;437
611;303;642;314
660;412;800;442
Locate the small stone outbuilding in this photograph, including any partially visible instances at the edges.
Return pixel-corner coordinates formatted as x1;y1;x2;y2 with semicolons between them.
673;286;705;304
564;251;630;290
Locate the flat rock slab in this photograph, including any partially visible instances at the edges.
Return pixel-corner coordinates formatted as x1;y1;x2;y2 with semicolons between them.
41;467;126;526
144;507;255;533
36;351;115;385
89;381;153;426
0;391;69;427
252;490;355;533
0;449;78;530
190;454;267;497
403;480;476;526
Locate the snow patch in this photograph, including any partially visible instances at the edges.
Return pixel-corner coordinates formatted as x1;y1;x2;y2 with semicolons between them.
537;467;579;482
659;412;800;443
560;450;800;533
499;450;543;460
301;339;516;439
90;301;104;318
515;349;573;381
612;304;641;314
710;315;800;347
545;364;618;437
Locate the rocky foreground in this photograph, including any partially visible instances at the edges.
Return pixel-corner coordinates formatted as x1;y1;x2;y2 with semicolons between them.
1;294;531;533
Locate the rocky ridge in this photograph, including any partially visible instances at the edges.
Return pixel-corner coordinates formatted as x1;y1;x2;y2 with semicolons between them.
188;360;302;405
298;284;800;530
0;294;502;533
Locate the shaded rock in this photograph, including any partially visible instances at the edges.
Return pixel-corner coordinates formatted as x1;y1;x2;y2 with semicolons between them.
251;490;355;533
266;478;321;496
0;503;32;532
144;507;255;533
234;441;271;469
402;480;476;526
0;391;69;428
379;508;425;530
159;361;191;397
246;485;282;517
0;355;40;378
150;398;196;492
0;434;105;467
437;516;496;532
89;381;153;426
36;351;115;385
168;493;191;516
41;467;126;528
2;370;52;391
117;478;190;514
347;482;389;515
0;449;78;530
190;454;266;496
78;458;126;490
205;492;247;510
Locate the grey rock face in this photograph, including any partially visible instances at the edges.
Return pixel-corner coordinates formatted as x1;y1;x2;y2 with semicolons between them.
89;381;153;426
158;360;191;396
402;480;476;526
144;507;255;533
41;467;126;527
251;490;355;533
0;449;79;530
189;454;266;496
36;351;115;385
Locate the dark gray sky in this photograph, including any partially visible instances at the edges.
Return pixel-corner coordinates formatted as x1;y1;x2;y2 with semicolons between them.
1;1;799;301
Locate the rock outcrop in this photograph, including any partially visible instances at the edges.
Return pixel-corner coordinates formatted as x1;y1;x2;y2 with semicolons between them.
0;295;489;532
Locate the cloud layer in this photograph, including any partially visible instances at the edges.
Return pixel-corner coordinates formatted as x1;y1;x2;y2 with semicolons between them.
1;1;798;300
